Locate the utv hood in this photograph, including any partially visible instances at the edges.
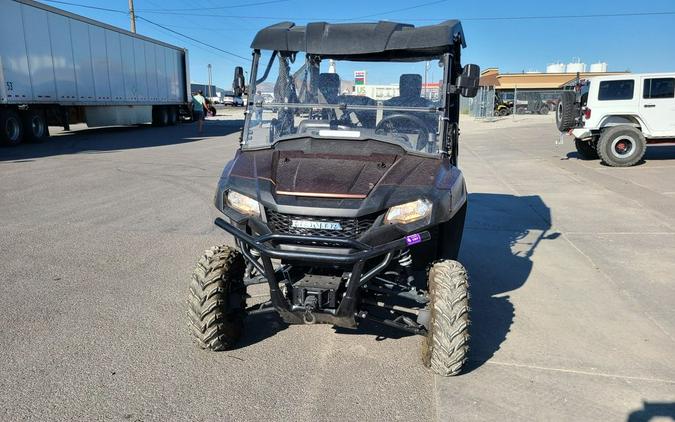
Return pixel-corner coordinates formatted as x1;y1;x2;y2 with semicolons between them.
272;150;398;198
225;139;446;199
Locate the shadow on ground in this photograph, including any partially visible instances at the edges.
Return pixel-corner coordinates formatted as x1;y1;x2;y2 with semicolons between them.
627;402;675;422
0;119;243;162
462;192;556;372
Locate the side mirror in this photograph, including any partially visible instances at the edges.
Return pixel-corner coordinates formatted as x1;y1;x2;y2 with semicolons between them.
457;64;480;98
233;66;246;96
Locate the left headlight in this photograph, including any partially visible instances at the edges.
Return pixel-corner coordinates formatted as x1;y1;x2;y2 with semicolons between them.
225;190;261;216
384;199;433;225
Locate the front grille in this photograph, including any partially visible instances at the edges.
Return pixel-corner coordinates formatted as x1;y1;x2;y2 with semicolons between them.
265;209;377;239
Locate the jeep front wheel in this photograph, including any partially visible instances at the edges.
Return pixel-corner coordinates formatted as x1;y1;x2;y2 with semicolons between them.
187;245;247;351
597;126;646;167
421;260;470;376
574;138;599;160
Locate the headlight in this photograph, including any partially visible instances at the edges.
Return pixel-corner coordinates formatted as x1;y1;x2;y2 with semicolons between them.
226;191;260;216
384;199;432;225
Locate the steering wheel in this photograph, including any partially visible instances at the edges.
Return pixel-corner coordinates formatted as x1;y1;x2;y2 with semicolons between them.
375;114;430;151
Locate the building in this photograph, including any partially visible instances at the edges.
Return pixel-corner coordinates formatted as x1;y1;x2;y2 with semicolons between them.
479;67;628;93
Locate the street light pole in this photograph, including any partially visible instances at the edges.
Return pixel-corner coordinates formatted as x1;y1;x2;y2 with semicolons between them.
207;64;212;99
128;0;136;33
424;61;430;99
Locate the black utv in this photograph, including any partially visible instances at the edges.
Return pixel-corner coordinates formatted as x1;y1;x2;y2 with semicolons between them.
187;20;480;376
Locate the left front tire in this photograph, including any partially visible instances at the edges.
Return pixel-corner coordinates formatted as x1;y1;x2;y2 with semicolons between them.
187;246;247;351
422;260;470;376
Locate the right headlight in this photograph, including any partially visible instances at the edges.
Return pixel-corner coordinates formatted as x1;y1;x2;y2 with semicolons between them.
384;199;432;225
225;190;261;217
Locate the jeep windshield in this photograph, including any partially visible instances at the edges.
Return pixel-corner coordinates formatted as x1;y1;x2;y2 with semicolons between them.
243;51;446;155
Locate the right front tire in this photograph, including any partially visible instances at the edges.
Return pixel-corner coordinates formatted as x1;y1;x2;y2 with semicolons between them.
187;246;247;351
422;260;470;376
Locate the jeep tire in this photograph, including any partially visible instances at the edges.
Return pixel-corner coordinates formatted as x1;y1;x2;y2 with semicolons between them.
574;138;599;160
597;126;646;167
422;260;470;376
556;91;577;131
187;246;247;351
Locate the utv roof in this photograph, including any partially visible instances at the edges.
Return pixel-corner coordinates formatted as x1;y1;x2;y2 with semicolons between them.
250;20;466;60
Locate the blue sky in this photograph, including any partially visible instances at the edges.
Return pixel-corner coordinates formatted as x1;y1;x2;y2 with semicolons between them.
42;0;675;88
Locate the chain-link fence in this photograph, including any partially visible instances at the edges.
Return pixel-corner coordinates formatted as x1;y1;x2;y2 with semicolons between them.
462;89;568;119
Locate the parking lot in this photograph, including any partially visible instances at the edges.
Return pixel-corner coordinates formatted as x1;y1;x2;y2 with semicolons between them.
1;110;673;421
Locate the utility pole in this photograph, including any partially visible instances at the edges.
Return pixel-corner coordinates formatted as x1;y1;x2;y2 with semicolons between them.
424;61;430;99
207;64;213;99
128;0;136;33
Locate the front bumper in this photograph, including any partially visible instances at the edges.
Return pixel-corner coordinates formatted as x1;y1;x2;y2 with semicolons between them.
215;217;429;264
214;217;431;327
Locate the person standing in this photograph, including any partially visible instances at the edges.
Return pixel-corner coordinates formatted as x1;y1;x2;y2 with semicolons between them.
254;91;264;125
192;90;207;134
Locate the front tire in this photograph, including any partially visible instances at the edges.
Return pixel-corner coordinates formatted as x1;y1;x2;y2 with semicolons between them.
574;138;599;160
597;126;646;167
187;246;247;351
422;260;470;376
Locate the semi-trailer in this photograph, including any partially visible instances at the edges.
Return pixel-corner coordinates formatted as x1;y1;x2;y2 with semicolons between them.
0;0;191;145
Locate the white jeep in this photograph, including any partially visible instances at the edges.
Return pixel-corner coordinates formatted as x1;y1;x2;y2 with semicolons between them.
556;73;675;167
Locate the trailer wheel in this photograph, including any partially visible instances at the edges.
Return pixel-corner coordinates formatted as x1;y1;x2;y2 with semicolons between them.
167;107;178;126
0;109;24;146
153;106;169;126
21;110;49;142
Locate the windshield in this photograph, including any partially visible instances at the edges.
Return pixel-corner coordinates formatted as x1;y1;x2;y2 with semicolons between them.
243;51;446;155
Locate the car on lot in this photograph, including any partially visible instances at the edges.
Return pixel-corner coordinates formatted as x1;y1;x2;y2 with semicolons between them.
187;20;481;376
557;73;675;167
222;94;244;107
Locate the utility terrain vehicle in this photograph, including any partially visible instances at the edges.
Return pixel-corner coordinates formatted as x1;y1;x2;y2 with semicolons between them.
557;73;675;167
188;20;479;376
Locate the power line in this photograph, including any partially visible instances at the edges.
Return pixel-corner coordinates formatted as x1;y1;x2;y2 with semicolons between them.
40;0;251;62
136;16;251;62
42;0;125;14
346;0;449;20
136;0;290;12
41;0;675;23
135;10;675;21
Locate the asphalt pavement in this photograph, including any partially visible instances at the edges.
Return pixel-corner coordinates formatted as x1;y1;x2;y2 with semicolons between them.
0;111;673;421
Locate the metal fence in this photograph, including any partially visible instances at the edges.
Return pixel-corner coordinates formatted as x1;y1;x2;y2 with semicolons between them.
462;89;568;119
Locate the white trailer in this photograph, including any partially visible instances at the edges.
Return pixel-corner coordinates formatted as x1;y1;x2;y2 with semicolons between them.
0;0;191;145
